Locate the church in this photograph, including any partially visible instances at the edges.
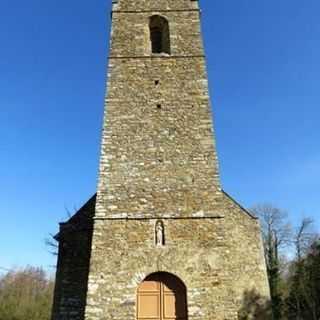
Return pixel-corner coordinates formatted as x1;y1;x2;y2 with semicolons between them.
51;0;271;319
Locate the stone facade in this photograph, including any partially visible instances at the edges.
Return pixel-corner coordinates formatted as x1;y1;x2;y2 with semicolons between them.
52;0;271;319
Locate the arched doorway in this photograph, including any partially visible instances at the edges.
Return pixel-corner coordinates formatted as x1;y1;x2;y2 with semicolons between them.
136;272;187;320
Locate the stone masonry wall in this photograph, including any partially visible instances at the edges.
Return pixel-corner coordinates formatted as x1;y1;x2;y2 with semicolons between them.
96;5;221;219
115;0;198;12
85;193;270;320
97;57;221;219
51;197;95;320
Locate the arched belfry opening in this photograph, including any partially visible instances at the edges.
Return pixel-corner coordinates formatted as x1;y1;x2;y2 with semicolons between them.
149;15;171;54
136;272;188;320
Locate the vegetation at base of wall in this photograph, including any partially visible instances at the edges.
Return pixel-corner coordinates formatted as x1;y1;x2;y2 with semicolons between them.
0;266;54;320
251;204;320;320
284;242;320;320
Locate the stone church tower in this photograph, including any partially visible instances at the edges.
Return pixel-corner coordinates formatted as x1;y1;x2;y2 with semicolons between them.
51;1;271;319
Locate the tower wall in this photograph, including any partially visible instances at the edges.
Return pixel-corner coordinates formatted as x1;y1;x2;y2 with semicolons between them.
96;4;221;220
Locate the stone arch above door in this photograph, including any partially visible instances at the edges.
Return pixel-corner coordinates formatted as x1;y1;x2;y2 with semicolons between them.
136;272;188;320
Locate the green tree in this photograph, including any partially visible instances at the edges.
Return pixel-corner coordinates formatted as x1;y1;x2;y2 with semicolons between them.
285;238;320;320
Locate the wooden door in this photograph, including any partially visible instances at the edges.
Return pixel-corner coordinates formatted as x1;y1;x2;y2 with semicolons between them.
137;273;187;320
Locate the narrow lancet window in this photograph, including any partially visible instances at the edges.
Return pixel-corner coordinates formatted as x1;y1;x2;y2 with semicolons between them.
149;15;171;54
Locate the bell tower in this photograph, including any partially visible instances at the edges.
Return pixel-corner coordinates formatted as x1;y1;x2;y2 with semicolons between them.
95;0;221;221
51;1;271;320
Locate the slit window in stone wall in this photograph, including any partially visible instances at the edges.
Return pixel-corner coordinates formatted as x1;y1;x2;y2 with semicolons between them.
149;15;171;54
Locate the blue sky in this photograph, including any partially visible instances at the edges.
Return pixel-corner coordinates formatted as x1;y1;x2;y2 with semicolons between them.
0;0;319;272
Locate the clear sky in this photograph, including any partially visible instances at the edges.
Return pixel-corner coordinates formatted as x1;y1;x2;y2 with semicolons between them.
0;0;319;272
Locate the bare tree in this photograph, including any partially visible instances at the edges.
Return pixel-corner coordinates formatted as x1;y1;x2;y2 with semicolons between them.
45;206;77;257
251;204;292;320
251;204;292;268
45;234;58;256
293;218;315;262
